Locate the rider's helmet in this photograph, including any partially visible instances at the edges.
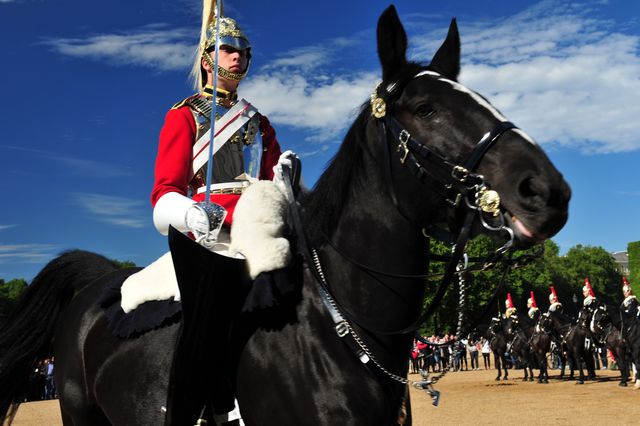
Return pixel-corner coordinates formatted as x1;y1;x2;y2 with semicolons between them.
582;278;596;306
505;293;517;318
192;0;252;90
549;286;559;303
623;277;633;296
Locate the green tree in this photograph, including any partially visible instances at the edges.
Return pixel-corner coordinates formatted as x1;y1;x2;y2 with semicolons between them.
112;259;137;269
628;241;640;285
418;239;624;335
0;278;28;324
558;245;621;309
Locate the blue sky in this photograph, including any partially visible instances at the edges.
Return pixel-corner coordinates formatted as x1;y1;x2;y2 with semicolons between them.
0;0;639;281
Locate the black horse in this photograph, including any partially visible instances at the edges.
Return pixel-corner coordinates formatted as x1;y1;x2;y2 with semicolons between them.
0;6;570;425
618;303;640;388
487;317;510;381
507;312;551;383
548;309;595;384
503;314;536;382
590;304;631;386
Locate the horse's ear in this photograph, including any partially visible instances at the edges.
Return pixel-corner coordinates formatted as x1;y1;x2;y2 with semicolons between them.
377;5;408;81
429;18;461;81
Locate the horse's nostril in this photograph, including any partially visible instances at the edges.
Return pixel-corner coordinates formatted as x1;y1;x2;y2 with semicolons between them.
517;177;547;209
519;177;539;198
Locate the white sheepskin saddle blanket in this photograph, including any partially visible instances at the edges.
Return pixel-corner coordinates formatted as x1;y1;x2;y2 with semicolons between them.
120;181;290;314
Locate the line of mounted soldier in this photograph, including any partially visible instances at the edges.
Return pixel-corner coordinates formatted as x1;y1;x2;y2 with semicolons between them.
487;277;639;386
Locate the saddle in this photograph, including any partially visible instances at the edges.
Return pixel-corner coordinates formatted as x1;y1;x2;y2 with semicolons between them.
100;180;297;339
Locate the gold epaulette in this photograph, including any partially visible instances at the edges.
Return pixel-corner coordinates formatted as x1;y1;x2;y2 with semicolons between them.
171;94;200;110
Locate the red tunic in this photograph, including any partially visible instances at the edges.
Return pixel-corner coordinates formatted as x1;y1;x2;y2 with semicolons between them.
151;103;282;226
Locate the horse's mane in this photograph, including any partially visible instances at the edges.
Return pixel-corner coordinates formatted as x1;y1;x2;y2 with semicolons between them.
549;308;573;326
300;63;425;246
301;102;370;246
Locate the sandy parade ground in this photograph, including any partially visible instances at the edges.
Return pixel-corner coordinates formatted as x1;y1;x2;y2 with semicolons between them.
8;367;640;425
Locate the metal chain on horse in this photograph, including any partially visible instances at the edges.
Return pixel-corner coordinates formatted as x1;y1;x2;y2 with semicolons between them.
412;253;468;404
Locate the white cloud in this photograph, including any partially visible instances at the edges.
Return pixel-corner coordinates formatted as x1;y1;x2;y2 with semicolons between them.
43;26;194;71
449;2;640;153
73;193;148;228
241;72;377;142
0;225;16;231
0;145;133;178
43;1;640;154
0;243;57;264
245;0;640;154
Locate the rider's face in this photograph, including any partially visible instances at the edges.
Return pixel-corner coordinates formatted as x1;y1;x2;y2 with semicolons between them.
218;45;249;75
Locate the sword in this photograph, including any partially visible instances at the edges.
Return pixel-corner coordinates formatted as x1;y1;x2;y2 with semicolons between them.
204;0;224;207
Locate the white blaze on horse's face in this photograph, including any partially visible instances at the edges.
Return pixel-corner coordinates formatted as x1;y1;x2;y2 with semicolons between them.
414;70;537;147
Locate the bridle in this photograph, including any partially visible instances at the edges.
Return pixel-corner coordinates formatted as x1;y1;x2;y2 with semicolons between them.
280;68;533;400
590;305;614;343
365;69;520;334
372;69;516;249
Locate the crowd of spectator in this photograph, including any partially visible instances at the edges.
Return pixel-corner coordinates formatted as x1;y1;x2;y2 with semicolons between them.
412;334;620;375
26;357;56;401
410;334;492;374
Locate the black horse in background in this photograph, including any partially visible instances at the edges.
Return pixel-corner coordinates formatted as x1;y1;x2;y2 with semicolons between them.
487;317;510;381
507;312;551;383
548;309;596;384
618;303;640;388
503;315;536;382
0;6;571;425
590;304;631;386
536;312;565;380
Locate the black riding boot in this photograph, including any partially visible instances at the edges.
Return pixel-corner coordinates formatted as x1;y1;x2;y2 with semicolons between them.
165;227;250;425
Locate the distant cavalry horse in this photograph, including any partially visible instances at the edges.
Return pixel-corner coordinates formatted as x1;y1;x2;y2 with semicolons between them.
590;304;631;386
616;302;640;387
535;312;563;381
506;312;551;383
548;309;596;384
0;6;571;425
503;314;536;382
487;318;510;381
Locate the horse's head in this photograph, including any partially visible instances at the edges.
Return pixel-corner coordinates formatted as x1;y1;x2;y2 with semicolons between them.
488;317;502;336
538;312;554;333
590;304;610;334
504;315;520;336
370;6;571;249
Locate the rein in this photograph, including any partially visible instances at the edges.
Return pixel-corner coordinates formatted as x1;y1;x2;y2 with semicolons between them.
359;70;523;336
279;70;539;403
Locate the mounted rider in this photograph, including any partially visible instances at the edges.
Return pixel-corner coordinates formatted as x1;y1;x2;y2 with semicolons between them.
151;0;298;254
582;278;597;308
504;293;517;319
527;291;540;322
548;286;563;314
147;2;300;424
578;278;600;323
621;277;639;317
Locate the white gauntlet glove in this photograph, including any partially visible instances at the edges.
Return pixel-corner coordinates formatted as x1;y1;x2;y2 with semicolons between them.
272;150;301;201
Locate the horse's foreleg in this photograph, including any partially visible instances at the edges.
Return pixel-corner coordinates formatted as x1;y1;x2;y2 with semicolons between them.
615;352;628;386
575;352;585;384
502;355;509;380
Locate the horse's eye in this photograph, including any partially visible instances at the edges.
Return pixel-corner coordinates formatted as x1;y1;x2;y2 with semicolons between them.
415;104;435;119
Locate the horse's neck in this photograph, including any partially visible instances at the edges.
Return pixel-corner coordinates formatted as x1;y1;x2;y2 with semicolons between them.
316;173;430;366
323;171;430;301
552;315;572;336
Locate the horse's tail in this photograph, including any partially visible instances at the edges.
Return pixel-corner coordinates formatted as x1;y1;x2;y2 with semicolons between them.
0;250;118;422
